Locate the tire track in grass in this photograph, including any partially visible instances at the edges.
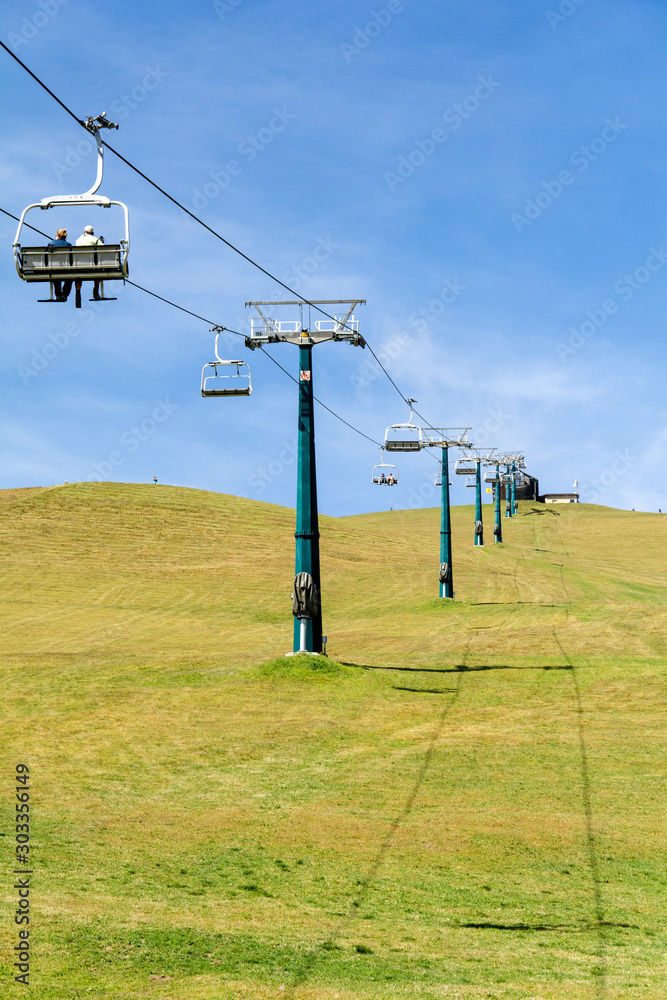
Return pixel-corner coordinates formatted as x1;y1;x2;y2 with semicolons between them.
549;518;608;999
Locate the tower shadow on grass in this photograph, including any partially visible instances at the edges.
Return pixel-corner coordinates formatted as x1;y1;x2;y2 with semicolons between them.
341;661;572;674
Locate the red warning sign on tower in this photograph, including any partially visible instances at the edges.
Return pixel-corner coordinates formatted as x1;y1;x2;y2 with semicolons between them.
300;370;311;381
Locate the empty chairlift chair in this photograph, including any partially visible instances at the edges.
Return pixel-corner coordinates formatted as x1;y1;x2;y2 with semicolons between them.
384;399;424;452
455;457;478;476
201;328;252;397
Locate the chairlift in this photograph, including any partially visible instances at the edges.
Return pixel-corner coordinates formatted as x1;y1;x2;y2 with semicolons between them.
384;399;424;452
483;470;499;484
465;476;476;487
372;449;398;485
434;473;453;487
13;114;129;302
201;328;252;397
455;457;477;476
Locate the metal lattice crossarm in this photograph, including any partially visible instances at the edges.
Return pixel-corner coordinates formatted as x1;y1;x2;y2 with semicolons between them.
244;299;366;349
457;447;497;464
494;452;526;468
421;427;473;449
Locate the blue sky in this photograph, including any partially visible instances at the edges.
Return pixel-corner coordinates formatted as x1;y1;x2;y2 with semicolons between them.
1;0;666;515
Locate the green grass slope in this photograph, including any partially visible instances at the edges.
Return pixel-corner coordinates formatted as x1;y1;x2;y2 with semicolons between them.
0;483;665;999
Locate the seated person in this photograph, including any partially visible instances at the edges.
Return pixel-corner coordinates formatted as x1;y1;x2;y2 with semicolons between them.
74;225;105;307
47;229;72;301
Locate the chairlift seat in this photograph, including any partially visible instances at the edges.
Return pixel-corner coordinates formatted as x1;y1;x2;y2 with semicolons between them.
16;244;127;282
201;360;252;397
456;465;477;475
372;464;398;485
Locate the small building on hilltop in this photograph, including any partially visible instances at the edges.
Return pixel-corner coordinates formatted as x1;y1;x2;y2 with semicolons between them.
540;491;580;504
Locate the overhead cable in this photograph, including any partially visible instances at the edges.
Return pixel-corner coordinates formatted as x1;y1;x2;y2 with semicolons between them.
0;42;438;429
1;199;382;447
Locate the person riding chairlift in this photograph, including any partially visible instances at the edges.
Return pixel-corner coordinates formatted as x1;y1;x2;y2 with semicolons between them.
47;229;73;301
74;225;104;307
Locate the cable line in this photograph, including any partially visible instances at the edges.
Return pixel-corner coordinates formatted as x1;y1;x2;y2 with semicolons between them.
0;205;50;241
125;278;241;331
123;281;380;444
0;42;439;428
2;198;382;447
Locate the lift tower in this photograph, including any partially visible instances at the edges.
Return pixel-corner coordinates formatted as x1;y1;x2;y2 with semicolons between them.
457;449;496;545
385;408;470;598
245;299;365;653
494;453;526;519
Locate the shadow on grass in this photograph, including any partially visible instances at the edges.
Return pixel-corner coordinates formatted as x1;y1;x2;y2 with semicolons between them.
457;921;583;932
392;685;459;694
342;661;572;674
284;673;464;997
457;920;636;932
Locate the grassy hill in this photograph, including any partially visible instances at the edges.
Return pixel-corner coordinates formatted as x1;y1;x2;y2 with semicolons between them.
0;483;665;999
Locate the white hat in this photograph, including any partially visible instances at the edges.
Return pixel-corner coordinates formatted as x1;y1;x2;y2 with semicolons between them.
84;225;94;234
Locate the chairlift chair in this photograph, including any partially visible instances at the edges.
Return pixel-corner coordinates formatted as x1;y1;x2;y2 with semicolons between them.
455;457;477;476
465;476;476;487
372;449;398;485
434;473;453;487
384;399;424;452
201;329;252;397
13;114;129;302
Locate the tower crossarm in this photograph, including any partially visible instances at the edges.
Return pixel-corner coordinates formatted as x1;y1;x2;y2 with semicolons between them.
245;299;366;349
421;427;472;449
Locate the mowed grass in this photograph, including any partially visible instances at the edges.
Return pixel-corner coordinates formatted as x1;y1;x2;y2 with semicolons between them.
0;482;665;999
